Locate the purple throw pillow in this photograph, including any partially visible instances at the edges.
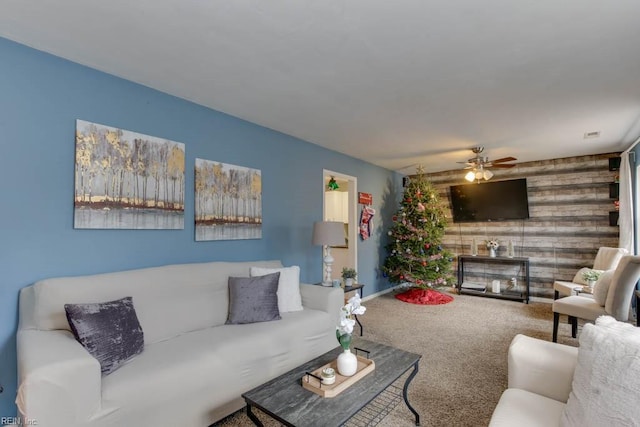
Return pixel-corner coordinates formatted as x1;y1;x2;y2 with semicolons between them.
65;296;144;375
226;272;281;324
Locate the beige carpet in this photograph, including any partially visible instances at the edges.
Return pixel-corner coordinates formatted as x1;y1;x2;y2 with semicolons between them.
216;289;580;427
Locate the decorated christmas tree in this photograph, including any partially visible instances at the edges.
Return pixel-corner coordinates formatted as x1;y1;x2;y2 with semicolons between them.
382;168;455;290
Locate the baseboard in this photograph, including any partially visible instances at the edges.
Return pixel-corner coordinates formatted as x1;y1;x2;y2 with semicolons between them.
530;296;553;304
361;283;405;302
362;285;555;304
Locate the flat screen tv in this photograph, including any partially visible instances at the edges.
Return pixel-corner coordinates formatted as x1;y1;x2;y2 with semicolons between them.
450;178;530;223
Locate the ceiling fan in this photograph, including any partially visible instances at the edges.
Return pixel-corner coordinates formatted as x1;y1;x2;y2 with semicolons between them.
459;146;517;182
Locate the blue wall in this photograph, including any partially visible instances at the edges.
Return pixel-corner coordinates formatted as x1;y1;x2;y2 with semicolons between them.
0;37;400;417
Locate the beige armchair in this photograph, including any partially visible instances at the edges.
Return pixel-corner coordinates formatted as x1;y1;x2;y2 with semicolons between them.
553;246;627;299
491;317;640;426
552;255;640;342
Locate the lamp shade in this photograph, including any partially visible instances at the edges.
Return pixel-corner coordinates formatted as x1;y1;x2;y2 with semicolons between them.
312;221;345;246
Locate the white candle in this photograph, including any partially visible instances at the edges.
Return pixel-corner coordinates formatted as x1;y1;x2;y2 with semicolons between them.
492;280;500;294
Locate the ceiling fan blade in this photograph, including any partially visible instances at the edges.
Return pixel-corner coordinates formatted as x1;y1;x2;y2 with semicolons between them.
491;156;517;163
489;164;516;169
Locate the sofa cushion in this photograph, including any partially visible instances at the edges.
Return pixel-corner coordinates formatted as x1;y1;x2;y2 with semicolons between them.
489;388;566;427
561;316;640;426
30;260;283;344
65;297;144;375
100;308;335;420
226;273;281;324
592;269;613;306
250;265;303;312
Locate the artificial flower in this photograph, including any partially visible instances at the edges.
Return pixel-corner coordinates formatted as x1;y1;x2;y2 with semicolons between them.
336;294;366;350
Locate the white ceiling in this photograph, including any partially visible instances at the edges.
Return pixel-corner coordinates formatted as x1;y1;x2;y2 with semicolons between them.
2;0;640;173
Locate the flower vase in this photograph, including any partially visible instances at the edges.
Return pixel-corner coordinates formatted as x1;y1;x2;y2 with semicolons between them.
489;248;496;258
337;348;358;377
345;278;354;288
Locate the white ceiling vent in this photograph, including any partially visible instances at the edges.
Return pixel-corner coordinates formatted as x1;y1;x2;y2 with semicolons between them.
584;131;601;139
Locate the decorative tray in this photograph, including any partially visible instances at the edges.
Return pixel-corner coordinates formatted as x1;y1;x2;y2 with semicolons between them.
301;353;375;398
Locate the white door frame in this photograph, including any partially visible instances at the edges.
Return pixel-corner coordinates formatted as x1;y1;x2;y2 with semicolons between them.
323;169;358;274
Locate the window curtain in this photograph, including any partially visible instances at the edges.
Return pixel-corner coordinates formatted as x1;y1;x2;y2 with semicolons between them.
619;151;634;255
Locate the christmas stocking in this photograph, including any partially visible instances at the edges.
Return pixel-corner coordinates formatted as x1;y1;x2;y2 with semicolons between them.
359;206;376;240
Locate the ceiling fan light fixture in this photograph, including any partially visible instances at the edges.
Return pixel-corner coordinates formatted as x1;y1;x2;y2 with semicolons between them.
460;146;513;182
465;171;476;182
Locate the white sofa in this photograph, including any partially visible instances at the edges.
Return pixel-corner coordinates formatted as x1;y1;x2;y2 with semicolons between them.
490;316;640;426
16;260;343;427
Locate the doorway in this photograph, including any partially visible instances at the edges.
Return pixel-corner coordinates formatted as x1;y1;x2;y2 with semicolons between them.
323;170;358;281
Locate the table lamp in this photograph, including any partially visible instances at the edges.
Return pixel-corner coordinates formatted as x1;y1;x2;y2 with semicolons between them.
312;221;346;286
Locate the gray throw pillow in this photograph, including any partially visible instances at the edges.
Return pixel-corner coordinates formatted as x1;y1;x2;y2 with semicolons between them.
226;272;281;324
65;296;144;375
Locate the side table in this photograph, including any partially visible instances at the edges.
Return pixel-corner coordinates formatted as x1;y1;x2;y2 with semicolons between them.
344;283;365;336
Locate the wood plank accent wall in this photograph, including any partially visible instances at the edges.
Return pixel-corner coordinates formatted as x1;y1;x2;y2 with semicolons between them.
423;153;621;298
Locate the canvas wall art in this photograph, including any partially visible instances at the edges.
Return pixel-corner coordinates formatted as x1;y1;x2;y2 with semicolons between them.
74;120;185;229
195;158;262;241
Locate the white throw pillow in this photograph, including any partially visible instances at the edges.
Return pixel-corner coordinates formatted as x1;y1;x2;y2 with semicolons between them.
561;316;640;427
592;269;614;306
572;268;603;286
250;266;303;312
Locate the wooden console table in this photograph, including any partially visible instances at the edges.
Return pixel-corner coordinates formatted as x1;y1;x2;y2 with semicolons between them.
457;255;530;303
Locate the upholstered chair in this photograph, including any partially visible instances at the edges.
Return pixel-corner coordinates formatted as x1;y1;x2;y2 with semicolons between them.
553;247;628;299
552;255;640;342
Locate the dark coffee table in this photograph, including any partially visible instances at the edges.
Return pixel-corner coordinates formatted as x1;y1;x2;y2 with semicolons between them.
242;338;421;426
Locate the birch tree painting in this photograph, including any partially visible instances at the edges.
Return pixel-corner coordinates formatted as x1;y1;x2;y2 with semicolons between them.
74;120;185;229
195;158;262;241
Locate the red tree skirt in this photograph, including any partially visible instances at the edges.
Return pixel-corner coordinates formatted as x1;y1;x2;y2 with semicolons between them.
395;288;454;305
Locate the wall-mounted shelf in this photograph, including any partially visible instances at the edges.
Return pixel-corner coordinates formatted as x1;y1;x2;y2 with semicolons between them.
609;157;621;171
609;182;619;199
609;211;619;227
